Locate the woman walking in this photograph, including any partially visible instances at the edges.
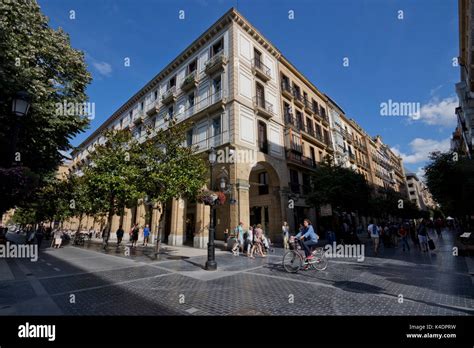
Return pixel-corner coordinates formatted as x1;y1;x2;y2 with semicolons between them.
282;221;290;250
249;224;265;259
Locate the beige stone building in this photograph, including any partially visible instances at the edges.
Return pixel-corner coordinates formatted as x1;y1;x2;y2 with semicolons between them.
66;8;407;247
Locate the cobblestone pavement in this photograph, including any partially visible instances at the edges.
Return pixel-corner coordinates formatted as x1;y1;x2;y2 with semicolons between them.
0;229;472;316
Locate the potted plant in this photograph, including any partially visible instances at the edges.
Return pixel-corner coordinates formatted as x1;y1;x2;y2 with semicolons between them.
197;190;226;206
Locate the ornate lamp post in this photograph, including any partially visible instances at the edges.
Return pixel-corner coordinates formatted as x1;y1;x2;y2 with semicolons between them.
205;147;217;271
11;91;31;165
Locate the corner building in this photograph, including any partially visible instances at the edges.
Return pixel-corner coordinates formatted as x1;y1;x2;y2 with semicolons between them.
69;8;406;247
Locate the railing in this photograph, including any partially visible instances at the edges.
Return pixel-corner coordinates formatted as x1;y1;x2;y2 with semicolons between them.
204;54;228;73
286;150;316;169
281;82;292;95
193;131;227;151
177;89;226;122
181;71;198;90
293;90;304;104
253;96;273;116
285;111;303;130
252;58;271;78
161;86;176;103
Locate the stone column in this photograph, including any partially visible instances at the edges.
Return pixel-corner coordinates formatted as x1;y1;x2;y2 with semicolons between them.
234;180;250;228
168;198;185;246
193;202;210;248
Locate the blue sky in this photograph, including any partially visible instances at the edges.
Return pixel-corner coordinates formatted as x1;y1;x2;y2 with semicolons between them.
38;0;459;177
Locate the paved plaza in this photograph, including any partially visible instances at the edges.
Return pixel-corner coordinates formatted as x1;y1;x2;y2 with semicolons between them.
0;229;473;316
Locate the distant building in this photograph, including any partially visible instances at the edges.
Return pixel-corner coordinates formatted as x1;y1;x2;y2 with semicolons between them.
405;172;436;210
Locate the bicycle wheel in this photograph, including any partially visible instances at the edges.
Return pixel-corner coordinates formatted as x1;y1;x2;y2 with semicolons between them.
312;249;328;271
283;250;303;273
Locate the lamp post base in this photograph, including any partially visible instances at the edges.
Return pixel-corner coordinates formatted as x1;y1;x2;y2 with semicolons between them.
205;260;217;271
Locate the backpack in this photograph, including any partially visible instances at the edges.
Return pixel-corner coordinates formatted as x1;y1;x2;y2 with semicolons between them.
371;225;378;236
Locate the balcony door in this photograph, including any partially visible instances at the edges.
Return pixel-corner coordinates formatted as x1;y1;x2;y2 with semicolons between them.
258;120;268;154
256;82;265;107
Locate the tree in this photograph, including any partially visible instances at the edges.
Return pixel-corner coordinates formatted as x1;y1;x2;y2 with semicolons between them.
82;129;142;243
0;0;92;214
306;161;371;215
424;151;474;227
134;119;207;256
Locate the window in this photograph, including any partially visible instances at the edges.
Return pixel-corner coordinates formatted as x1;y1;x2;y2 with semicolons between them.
312;99;319;113
211;117;221;146
303;91;308;103
140;101;144;111
289;169;299;193
306;117;313;133
254;48;262;68
316;124;322;137
310;147;316;164
255;82;265;107
168;105;174;117
213;75;221;94
293;84;301;98
120;118;123;129
129;111;133;124
168;75;176;89
258;121;268;154
258;172;269;195
323;130;330;144
211;38;223;56
281;74;290;90
320;107;326;118
188;59;197;74
154;90;158;100
188;92;195;108
291;133;302;152
186;129;193;147
295;110;303;129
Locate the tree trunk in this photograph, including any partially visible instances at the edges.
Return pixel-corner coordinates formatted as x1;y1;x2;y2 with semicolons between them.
154;202;166;259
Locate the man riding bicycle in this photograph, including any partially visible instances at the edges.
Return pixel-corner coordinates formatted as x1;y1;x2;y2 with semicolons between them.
294;219;319;260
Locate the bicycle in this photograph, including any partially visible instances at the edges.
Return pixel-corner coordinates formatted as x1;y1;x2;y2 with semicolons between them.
282;238;328;273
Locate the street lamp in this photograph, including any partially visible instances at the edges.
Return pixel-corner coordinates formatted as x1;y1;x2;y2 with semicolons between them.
205;147;217;271
12;91;31;117
10;91;31;165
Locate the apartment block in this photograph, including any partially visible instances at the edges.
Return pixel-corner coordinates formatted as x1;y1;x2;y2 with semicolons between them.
406;173;436;210
67;8;407;247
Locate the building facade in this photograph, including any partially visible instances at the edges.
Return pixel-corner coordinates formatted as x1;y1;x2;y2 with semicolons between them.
406;173;436;211
454;0;474;158
67;8;407;247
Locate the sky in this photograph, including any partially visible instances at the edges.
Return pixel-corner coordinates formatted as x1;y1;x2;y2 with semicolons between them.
38;0;459;178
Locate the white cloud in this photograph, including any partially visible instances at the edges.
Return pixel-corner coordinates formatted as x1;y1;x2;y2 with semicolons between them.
92;61;112;76
415;167;426;181
415;96;457;127
391;137;450;165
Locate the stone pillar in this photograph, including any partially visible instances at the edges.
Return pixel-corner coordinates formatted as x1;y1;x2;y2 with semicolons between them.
168;198;185;246
194;202;210;248
234;181;250;229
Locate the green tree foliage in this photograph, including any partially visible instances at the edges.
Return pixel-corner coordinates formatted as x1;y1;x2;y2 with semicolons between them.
306;161;371;214
0;0;92;214
135;119;207;253
82;130;142;237
424;151;474;219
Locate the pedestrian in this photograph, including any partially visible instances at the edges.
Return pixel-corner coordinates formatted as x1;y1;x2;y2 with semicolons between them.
131;224;139;247
398;224;410;252
116;225;124;246
368;221;380;256
232;222;245;255
102;225;110;249
143;224;150;247
435;218;443;239
53;229;63;248
35;225;44;249
245;225;253;256
282;221;290;250
417;219;429;252
249;224;265;259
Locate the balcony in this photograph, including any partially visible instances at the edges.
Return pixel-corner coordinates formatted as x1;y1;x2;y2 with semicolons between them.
133;110;145;126
304;98;313;114
205;54;228;75
293;91;304;108
286;149;317;169
349;153;356;163
253;96;274;119
146;100;159;116
161;86;177;105
181;71;199;92
285;112;302;130
281;82;293;100
175;89;227;123
252;58;271;82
